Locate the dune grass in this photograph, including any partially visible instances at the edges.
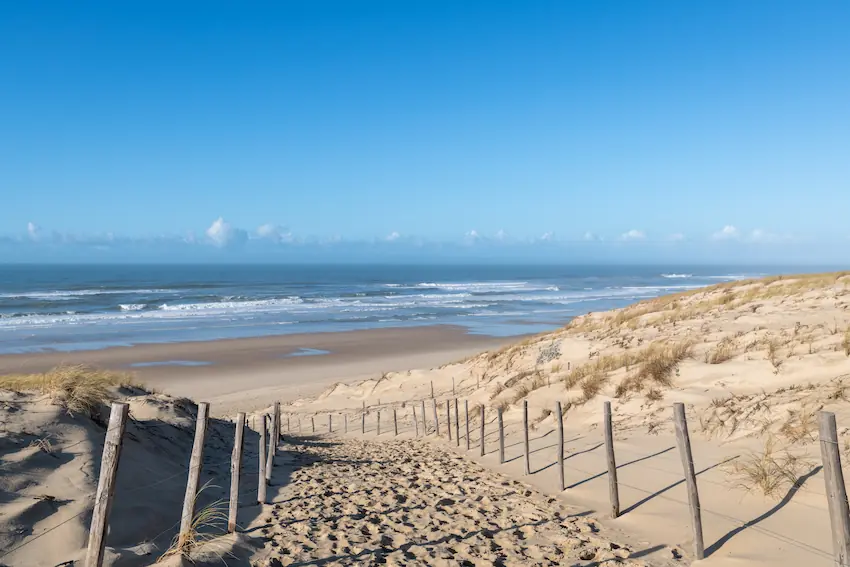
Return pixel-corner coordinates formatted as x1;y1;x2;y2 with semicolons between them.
727;438;812;497
0;365;139;416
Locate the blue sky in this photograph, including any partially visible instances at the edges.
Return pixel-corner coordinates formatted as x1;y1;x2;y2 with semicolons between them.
1;1;849;263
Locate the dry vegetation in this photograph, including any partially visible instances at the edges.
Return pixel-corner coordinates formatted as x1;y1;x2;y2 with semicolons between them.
727;438;813;497
0;364;139;416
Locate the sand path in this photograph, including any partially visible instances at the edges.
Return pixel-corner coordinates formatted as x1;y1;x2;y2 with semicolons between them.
251;436;678;566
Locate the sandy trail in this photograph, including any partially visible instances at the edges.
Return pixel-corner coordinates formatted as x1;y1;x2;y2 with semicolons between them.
250;436;679;567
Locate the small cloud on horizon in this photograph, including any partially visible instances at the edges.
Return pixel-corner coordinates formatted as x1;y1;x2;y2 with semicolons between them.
620;229;646;241
385;231;401;241
206;217;247;247
711;225;740;240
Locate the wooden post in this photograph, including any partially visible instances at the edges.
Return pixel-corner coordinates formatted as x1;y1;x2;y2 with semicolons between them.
454;399;460;447
523;400;530;475
413;407;419;436
479;404;485;457
265;413;276;484
84;402;129;567
433;398;440;436
498;408;505;464
228;412;246;533
344;414;348;434
179;402;209;552
673;402;705;560
273;402;280;448
465;400;471;451
328;413;332;433
287;414;290;433
258;415;267;504
819;411;850;565
421;399;426;434
603;401;620;517
446;400;452;442
430;381;434;399
452;377;455;396
393;408;398;436
556;402;565;491
311;416;315;433
377;410;381;436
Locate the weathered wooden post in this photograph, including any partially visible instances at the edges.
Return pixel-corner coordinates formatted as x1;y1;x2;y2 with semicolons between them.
604;401;620;517
479;404;485;457
498;408;505;464
228;412;246;533
258;415;267;504
433;398;440;436
393;408;398;436
454;399;460;447
311;416;315;433
523;400;530;475
328;413;332;433
446;400;452;442
273;402;280;448
452;377;455;396
430;381;434;399
819;411;850;566
377;410;381;436
84;402;129;567
179;402;210;552
361;410;366;434
344;414;348;434
421;399;426;434
673;402;704;560
465;400;471;451
413;406;419;436
556;402;565;491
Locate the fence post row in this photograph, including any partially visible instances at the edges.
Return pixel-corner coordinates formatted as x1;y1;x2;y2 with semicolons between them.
819;411;850;566
603;401;620;518
258;414;267;504
84;402;129;567
228;412;246;533
179;401;210;553
673;402;705;560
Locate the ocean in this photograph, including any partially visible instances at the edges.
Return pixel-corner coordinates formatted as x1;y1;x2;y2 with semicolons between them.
0;264;797;354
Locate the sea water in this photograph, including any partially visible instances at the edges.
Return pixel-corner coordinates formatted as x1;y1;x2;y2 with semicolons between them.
0;264;800;354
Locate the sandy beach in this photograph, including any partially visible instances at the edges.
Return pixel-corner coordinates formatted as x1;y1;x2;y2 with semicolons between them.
0;325;513;415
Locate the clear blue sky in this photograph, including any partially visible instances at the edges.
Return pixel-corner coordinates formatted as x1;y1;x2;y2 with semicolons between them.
1;1;849;263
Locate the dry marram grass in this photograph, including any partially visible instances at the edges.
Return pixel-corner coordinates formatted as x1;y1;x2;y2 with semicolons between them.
0;365;138;416
727;438;812;497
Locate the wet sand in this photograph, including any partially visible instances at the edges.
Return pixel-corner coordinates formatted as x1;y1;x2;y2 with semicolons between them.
0;325;514;414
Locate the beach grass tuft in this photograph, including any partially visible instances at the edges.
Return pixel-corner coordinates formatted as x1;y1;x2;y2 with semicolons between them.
0;364;140;417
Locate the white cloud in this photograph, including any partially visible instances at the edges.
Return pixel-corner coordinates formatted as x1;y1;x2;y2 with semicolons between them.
749;228;780;243
620;229;646;241
26;222;40;241
206;217;247;247
386;231;400;241
540;232;554;241
711;225;739;240
494;229;506;240
255;223;292;243
465;229;480;239
583;231;600;241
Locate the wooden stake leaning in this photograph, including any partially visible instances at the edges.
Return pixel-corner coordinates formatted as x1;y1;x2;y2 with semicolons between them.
603;401;620;517
523;400;530;475
498;408;505;464
84;402;129;567
673;402;704;560
413;406;419;436
179;402;210;553
479;404;485;457
465;400;471;451
420;400;426;435
819;411;850;566
556;402;565;492
433;398;440;436
228;412;246;533
454;399;460;447
258;415;267;504
446;400;452;442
